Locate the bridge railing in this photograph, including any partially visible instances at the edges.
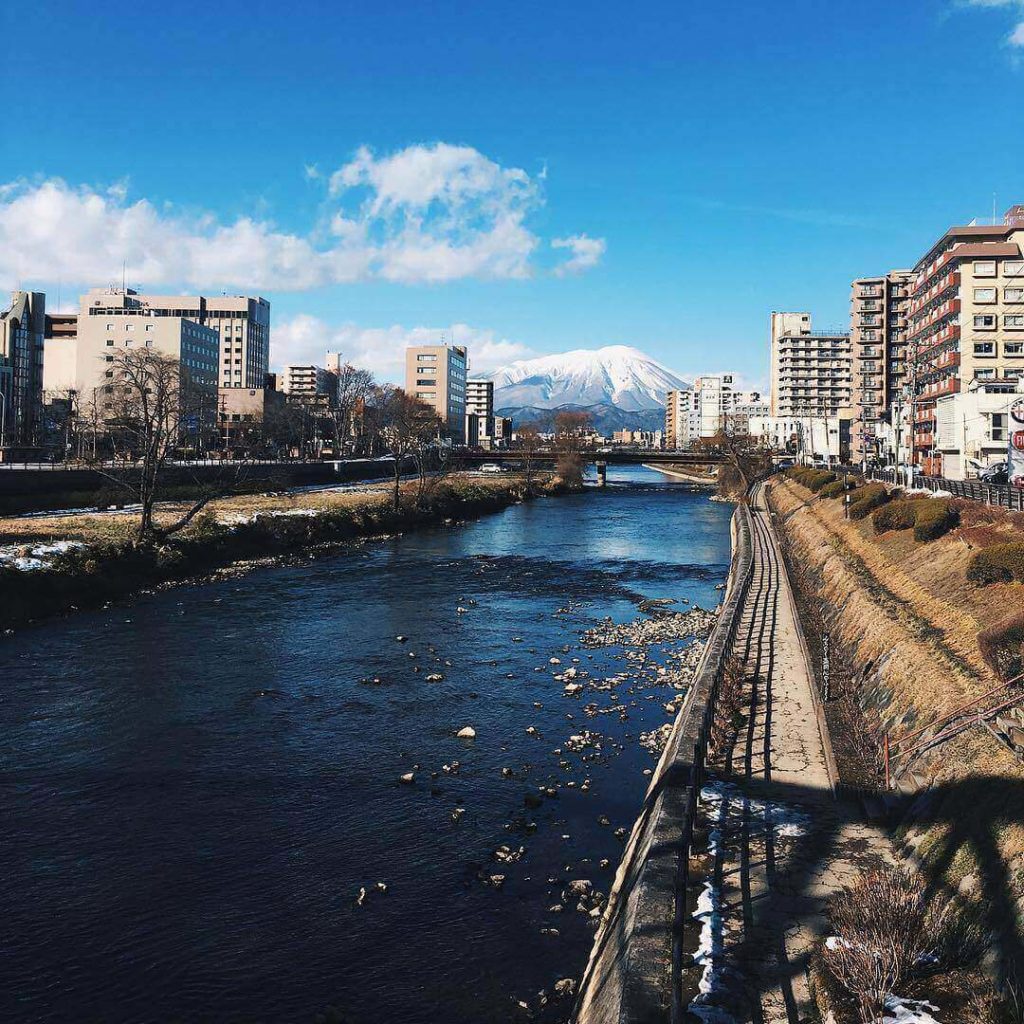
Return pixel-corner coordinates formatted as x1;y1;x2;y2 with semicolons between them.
572;500;755;1024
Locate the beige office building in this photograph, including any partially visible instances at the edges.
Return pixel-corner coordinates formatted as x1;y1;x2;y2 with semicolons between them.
769;312;852;419
664;388;694;449
76;287;270;391
849;270;913;462
281;364;338;402
404;344;468;438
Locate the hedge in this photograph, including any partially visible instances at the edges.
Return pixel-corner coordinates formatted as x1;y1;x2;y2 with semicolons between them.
967;543;1024;586
912;501;958;542
873;499;923;533
818;479;854;500
848;484;889;520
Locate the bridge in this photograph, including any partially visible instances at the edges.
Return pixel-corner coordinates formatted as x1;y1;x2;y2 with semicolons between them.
452;450;727;466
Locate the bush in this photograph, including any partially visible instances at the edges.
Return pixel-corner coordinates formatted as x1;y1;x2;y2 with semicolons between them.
872;499;923;534
912;501;958;542
978;610;1024;680
967;543;1024;586
819;478;859;500
848;484;888;520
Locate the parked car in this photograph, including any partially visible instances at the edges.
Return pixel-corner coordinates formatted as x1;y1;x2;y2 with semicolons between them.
479;462;506;474
980;461;1009;485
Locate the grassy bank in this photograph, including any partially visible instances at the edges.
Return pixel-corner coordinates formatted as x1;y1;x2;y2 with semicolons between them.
0;473;574;629
769;473;1024;1009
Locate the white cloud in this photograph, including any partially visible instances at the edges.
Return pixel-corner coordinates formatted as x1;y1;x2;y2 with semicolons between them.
271;315;535;382
959;0;1024;46
0;144;603;292
551;234;607;276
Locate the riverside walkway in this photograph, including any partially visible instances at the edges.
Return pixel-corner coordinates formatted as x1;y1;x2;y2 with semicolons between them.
574;482;890;1024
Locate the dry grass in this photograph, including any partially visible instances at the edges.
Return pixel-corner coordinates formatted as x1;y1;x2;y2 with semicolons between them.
0;473;524;547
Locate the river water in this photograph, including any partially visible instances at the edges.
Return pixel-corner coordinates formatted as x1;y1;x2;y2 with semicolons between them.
0;466;732;1024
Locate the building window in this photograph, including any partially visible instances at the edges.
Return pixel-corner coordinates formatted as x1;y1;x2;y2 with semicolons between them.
975;368;995;380
974;342;996;355
417;366;437;375
1005;316;1024;329
106;339;114;347
974;261;997;277
1006;342;1024;355
992;414;1007;442
1005;262;1024;278
974;288;997;303
1006;288;1024;303
416;354;438;362
974;314;997;329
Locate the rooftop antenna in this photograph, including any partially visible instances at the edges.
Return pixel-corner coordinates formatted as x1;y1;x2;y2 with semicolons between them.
121;259;126;293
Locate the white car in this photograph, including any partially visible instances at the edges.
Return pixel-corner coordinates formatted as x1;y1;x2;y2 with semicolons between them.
479;462;505;473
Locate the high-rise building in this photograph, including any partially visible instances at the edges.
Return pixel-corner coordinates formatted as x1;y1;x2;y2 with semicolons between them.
849;271;914;464
465;378;495;446
42;313;78;395
907;206;1024;476
0;291;45;448
692;374;735;437
665;388;694;449
404;344;468;438
726;390;770;436
769;312;852;419
76;288;270;391
281;364;338;403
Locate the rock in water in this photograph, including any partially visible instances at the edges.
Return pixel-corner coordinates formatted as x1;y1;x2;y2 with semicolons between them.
457;726;476;739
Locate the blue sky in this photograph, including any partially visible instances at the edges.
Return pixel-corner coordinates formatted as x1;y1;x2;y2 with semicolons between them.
2;0;1023;387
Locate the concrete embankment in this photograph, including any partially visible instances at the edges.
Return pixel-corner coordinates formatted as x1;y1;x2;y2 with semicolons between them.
643;463;718;487
572;502;754;1023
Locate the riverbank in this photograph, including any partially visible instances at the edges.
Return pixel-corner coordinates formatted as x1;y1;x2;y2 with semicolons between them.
642;463;718;487
769;473;1024;1013
0;474;574;630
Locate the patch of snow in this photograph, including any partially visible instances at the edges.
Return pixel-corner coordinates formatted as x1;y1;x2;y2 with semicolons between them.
687;780;810;1023
882;995;941;1023
0;540;85;571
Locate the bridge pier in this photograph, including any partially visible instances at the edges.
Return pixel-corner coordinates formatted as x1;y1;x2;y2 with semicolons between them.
596;461;607;487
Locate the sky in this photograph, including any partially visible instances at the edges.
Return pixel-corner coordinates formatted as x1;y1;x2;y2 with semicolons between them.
2;0;1023;390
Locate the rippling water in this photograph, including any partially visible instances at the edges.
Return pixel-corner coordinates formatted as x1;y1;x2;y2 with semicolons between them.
0;467;732;1024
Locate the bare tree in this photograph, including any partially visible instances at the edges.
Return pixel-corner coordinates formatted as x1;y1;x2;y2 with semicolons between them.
365;385;443;511
553;410;592;487
90;349;248;542
329;363;376;456
514;422;545;494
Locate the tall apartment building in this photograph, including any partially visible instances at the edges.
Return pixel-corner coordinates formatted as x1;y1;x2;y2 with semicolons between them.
0;291;45;448
692;374;735;437
665;387;694;449
281;364;338;403
404;344;468;438
77;288;270;391
769;312;852;419
908;205;1024;476
465;378;495;446
849;271;914;463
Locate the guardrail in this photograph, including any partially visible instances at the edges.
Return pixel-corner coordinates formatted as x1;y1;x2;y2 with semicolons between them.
867;468;1024;511
572;501;755;1024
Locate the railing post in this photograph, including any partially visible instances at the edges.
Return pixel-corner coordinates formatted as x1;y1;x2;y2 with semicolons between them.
884;733;890;790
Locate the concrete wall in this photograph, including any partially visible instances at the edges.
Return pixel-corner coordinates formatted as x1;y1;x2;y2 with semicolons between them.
573;505;754;1024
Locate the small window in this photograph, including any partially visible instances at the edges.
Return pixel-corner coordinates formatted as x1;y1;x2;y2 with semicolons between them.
1005;262;1024;278
106;339;114;347
1005;316;1024;329
974;288;997;303
1006;342;1024;355
974;342;995;355
145;324;154;332
1006;288;1024;303
106;323;114;330
416;354;438;362
974;314;997;329
974;261;997;277
125;323;134;332
992;414;1007;442
975;368;995;380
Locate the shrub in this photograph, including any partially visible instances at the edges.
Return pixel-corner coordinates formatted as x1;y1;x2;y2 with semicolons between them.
805;471;837;493
848;484;888;520
968;543;1024;586
978;610;1024;681
822;869;944;1024
912;501;958;542
819;477;860;500
872;499;922;534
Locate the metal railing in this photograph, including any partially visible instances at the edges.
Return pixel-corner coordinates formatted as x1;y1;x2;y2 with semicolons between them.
867;467;1024;511
572;501;755;1024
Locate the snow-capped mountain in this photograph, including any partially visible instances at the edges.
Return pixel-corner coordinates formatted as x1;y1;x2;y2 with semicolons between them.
492;345;689;432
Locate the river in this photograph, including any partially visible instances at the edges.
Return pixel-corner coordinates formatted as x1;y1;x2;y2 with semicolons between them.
0;466;732;1024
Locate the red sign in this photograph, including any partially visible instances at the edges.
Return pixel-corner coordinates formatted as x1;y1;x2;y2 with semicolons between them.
1014;430;1024;450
